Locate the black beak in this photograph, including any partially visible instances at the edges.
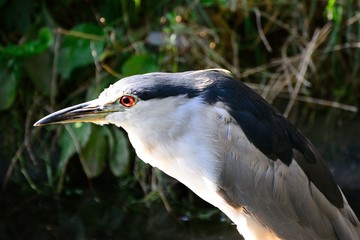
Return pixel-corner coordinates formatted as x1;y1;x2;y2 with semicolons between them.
34;100;111;126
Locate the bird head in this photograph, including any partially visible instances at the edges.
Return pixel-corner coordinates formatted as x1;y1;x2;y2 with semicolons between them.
34;69;229;128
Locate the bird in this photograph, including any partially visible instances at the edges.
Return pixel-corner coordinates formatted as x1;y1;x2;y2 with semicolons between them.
34;69;360;240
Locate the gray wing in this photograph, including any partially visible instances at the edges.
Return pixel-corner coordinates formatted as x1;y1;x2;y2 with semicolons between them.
215;118;360;240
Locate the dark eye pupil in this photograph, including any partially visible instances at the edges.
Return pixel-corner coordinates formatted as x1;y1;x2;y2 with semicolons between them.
123;97;130;104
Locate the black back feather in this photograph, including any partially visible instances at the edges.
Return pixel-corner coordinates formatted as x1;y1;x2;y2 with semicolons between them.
201;71;343;208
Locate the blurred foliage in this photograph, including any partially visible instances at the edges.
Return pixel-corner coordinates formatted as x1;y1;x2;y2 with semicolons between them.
0;0;359;209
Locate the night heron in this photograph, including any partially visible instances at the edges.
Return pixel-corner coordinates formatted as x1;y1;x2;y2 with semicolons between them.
34;69;360;240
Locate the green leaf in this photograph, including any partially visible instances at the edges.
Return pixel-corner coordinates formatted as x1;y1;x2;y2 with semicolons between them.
0;61;21;110
81;126;108;178
325;0;343;22
0;27;53;57
57;23;105;79
24;52;53;96
58;123;92;177
121;54;158;76
133;0;141;9
109;129;131;177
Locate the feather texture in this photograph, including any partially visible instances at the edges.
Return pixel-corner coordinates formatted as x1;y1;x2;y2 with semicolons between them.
215;103;360;239
77;69;360;239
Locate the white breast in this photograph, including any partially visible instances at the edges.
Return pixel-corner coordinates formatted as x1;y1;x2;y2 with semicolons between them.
123;97;224;203
114;96;281;240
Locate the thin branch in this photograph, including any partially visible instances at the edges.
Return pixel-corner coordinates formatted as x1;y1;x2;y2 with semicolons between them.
57;28;104;41
2;143;25;190
284;28;321;116
280;95;358;112
254;8;272;52
51;30;61;107
101;62;122;79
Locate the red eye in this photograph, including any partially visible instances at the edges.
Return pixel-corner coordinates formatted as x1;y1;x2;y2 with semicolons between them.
120;95;136;107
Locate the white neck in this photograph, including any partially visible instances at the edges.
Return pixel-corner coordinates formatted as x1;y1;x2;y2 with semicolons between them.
106;96;280;240
123;97;221;195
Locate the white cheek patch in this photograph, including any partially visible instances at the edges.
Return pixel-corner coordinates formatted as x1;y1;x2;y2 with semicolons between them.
105;112;127;127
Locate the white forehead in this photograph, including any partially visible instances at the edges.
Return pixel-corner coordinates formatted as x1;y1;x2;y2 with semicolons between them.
97;76;137;104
